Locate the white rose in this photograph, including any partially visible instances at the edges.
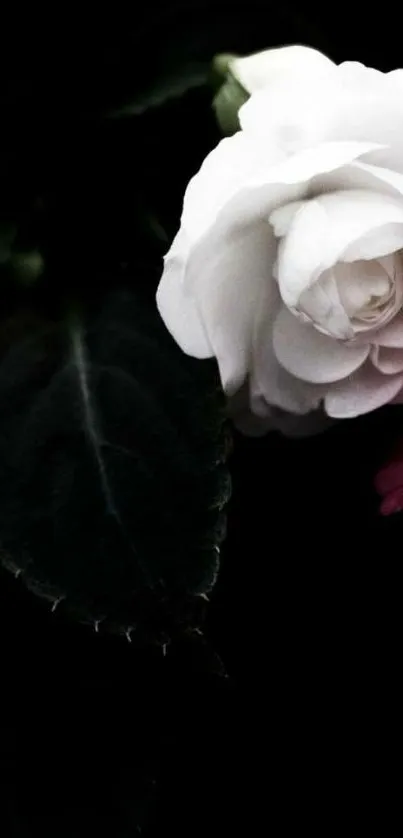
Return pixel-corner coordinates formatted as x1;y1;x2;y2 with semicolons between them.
228;44;335;95
157;46;403;433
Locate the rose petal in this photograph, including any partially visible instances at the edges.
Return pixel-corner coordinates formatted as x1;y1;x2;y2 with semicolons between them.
269;200;306;236
273;305;369;383
336;261;390;315
181;136;381;250
325;363;403;418
249;286;323;413
156;234;213;358
342;224;403;262
268;409;333;437
239;59;403;172
371;346;403;374
227;383;275;436
277;189;403;308
372;312;403;347
239;65;337;149
231;399;330;438
250;360;323;414
350;162;403;198
334;63;403;172
297;268;353;339
251;142;383;189
181;131;283;245
391;389;403;404
186;220;277;394
391;388;403;404
232;45;334;95
311;160;403;210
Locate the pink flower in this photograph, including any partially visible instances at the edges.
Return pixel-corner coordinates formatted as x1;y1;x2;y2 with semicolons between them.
375;443;403;515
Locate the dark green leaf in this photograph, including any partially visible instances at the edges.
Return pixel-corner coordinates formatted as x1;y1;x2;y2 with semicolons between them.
0;291;230;641
108;61;207;118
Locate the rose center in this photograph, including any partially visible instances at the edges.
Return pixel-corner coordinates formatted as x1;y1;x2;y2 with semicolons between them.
305;251;403;338
336;258;396;325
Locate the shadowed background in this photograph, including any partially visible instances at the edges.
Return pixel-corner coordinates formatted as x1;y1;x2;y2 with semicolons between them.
0;4;400;835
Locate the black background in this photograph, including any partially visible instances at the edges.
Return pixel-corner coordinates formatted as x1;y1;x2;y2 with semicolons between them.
1;4;401;835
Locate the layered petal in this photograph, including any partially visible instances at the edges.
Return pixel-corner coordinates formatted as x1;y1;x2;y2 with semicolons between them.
310;160;403;206
249;284;323;414
370;346;403;374
240;59;403;171
325;363;403;418
297;269;353;339
187;220;276;394
158;137;379;378
276;189;403;308
180;132;380;251
173;131;379;260
156;230;212;358
231;44;334;95
183;142;381;304
273;306;369;383
349;162;403;198
373;312;403;346
180;131;283;246
239;63;337;151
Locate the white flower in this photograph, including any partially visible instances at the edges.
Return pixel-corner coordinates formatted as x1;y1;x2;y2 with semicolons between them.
157;45;403;433
229;44;334;95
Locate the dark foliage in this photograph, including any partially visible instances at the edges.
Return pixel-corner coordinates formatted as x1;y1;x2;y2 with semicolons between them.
0;291;229;638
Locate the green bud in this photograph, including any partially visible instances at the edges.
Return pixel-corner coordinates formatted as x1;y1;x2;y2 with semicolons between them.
211;53;249;136
210;53;239;91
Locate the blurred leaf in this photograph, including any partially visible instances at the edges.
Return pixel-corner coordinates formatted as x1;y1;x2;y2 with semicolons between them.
107;61;208;118
212;56;249;135
0;290;230;641
11;250;45;285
